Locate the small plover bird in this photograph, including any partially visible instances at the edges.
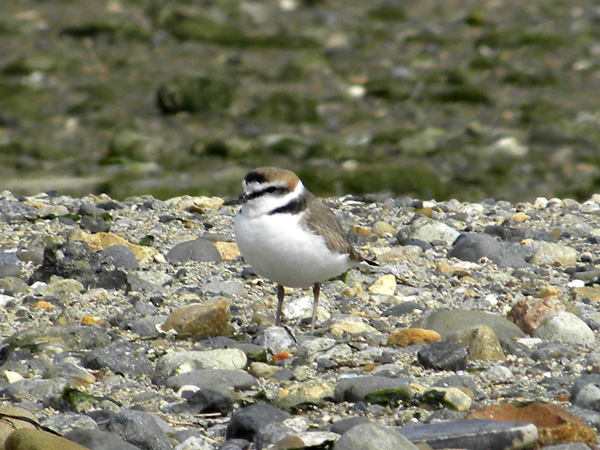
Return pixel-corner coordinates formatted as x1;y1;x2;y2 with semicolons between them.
224;167;375;334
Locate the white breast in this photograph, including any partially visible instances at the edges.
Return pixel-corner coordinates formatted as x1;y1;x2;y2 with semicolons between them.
234;210;351;288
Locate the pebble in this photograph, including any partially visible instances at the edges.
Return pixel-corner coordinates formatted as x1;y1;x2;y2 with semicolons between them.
2;191;600;448
533;311;596;347
448;232;527;268
448;325;505;361
333;376;408;403
5;428;90;450
226;403;290;442
166;369;258;392
530;242;577;267
414;309;525;341
257;327;297;355
63;428;141;450
161;299;232;339
334;423;418;450
422;386;472;411
83;341;153;377
156;349;247;377
104;409;173;450
398;419;539;450
386;328;441;347
508;296;566;335
166;238;222;263
417;341;468;371
368;274;396;295
408;215;460;245
100;245;139;270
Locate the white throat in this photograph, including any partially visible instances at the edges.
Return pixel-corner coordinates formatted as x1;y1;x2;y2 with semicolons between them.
242;180;306;218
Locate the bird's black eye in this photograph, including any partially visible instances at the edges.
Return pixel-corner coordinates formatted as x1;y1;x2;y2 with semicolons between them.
264;186;281;194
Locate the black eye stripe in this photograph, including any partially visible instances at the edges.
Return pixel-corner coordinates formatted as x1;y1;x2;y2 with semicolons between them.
247;185;286;200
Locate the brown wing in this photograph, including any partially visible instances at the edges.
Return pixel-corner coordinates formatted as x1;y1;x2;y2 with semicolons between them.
304;195;363;263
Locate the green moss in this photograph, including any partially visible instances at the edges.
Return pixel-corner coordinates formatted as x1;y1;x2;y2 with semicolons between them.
465;8;487;26
469;53;500;70
366;4;406;21
520;98;568;125
156;76;234;115
503;69;557;86
365;387;411;406
158;6;317;48
430;85;491;104
364;79;413;101
476;29;565;49
251;91;321;124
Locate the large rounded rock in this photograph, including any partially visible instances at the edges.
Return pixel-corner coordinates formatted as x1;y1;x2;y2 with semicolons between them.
533;311;595;347
161;298;232;339
5;429;89;450
334;423;418;450
226;403;290;442
166;238;222;263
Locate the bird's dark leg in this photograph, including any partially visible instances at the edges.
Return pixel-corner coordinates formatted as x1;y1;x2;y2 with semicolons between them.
311;283;320;335
275;284;285;326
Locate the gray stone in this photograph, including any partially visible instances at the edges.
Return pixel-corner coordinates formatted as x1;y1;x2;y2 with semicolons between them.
330;417;372;435
417;341;468;371
254;422;295;450
3;325;111;353
558;214;593;238
100;245;139;270
257;327;297;355
397;419;539;450
409;216;460;245
413;309;525;341
80;216;111;233
106;409;173;450
333;376;407;403
166;238;222;263
218;439;250;450
0;201;38;222
126;273;166;295
226;403;290;442
202;279;245;296
155;349;247;377
533;311;595;347
30;241;127;289
334;423;418;450
1;378;68;403
433;374;481;398
83;341;153;377
530;242;577;267
64;429;143;450
166;369;258;391
171;388;234;415
449;233;528;268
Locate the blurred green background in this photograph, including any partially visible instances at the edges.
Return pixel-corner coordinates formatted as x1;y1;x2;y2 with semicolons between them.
2;0;600;202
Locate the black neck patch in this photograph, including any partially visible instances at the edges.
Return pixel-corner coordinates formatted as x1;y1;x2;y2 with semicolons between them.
268;196;307;215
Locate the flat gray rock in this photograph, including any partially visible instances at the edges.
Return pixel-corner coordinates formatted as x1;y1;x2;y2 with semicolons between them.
166;369;258;391
64;429;141;450
397;419;539;450
334;423;418;450
106;409;173;450
334;376;408;403
413;309;525;341
166;238;222;263
83;341;153;377
226;403;290;442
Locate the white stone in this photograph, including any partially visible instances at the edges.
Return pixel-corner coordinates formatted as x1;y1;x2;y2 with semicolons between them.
533;311;596;347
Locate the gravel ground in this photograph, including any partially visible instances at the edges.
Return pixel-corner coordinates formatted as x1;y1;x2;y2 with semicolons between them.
1;189;600;449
